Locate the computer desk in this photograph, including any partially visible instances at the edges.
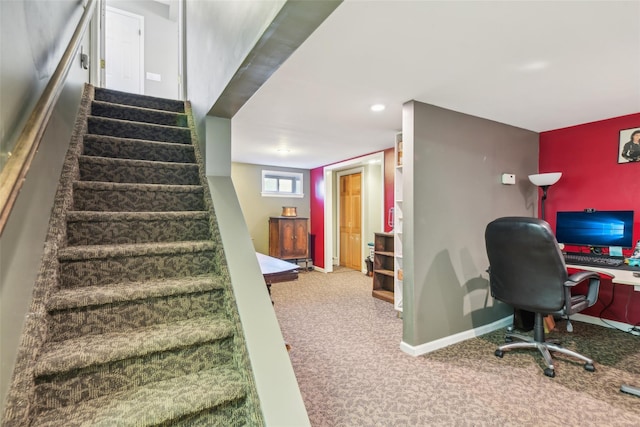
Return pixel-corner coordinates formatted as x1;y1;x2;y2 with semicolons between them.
566;262;640;398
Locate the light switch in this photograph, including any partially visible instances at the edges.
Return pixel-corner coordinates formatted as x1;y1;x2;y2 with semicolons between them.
501;173;516;185
146;72;161;82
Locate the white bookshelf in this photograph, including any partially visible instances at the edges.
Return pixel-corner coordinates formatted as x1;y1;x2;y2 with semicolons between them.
394;132;403;312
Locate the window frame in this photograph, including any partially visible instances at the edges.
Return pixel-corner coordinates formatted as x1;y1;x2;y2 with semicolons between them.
261;170;304;198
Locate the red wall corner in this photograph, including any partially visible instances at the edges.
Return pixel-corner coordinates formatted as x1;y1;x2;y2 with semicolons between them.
309;149;396;269
540;112;640;326
309;167;325;269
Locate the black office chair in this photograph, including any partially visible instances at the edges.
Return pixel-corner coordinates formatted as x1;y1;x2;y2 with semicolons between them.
485;217;600;378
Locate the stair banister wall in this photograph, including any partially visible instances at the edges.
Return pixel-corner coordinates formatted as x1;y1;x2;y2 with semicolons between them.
0;0;96;236
208;175;311;426
0;1;93;410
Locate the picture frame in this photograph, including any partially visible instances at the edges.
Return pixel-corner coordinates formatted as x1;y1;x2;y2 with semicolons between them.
618;127;640;163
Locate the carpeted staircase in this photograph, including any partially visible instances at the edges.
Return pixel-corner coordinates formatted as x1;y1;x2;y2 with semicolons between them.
3;85;263;426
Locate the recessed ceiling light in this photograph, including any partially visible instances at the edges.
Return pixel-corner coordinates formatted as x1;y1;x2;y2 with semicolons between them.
370;104;386;112
277;148;290;153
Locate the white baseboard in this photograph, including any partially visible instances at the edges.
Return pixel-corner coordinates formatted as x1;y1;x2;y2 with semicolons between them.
570;313;635;332
399;313;637;357
400;316;513;356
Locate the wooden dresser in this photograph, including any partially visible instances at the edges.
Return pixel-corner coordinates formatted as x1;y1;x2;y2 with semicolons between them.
269;217;309;261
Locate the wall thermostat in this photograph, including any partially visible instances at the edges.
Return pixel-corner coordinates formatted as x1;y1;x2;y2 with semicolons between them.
501;173;516;185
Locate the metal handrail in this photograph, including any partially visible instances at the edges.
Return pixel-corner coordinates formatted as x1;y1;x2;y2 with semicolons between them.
0;0;96;236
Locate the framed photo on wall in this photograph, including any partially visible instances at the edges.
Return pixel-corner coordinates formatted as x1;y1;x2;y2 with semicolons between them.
618;127;640;163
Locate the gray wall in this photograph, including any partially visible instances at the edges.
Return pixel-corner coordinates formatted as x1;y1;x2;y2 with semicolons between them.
231;162;310;255
107;0;180;99
185;1;285;152
0;0;90;409
0;0;80;159
402;101;539;347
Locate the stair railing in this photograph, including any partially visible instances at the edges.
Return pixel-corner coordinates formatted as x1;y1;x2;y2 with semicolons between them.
0;0;96;237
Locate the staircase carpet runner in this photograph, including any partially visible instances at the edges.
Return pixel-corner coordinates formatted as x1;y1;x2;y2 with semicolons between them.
2;85;264;426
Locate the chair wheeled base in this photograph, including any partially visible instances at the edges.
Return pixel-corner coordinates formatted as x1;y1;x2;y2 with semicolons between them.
621;384;640;397
494;314;595;378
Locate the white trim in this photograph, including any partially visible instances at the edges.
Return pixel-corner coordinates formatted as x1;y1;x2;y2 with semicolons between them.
400;316;513;356
261;169;304;197
260;192;304;198
177;0;185;100
570;313;636;332
323;152;385;274
324;169;334;273
89;0;103;86
399;314;639;357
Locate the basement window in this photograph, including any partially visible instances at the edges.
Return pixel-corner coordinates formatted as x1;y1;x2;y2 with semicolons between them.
261;170;304;198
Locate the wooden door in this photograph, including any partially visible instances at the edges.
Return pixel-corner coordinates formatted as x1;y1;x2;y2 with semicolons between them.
339;173;362;270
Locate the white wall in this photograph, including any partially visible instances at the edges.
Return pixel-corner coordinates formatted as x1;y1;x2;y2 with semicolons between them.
0;0;90;409
107;0;180;99
184;0;285;152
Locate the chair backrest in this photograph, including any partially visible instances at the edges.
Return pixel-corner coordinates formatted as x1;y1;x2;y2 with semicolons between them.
485;217;568;313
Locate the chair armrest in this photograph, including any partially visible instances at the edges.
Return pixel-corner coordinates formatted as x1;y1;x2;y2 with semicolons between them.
565;271;599;286
565;271;600;307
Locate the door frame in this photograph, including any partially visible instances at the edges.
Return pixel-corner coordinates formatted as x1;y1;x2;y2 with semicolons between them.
324;151;384;273
89;0;104;86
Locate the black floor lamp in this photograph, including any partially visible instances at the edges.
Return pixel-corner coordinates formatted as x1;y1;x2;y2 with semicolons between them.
528;172;568;332
528;172;562;221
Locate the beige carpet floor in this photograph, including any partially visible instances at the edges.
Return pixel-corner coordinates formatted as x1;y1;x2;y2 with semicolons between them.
270;269;640;426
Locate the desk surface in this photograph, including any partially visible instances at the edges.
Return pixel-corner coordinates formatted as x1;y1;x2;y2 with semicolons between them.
566;263;640;287
256;252;298;276
566;261;640;397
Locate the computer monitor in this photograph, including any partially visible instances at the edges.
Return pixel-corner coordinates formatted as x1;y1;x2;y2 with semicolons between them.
555;210;635;249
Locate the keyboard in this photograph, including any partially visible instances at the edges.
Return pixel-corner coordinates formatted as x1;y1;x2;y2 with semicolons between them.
563;252;624;267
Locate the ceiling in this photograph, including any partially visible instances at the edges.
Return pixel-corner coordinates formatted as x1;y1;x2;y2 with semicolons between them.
231;0;640;170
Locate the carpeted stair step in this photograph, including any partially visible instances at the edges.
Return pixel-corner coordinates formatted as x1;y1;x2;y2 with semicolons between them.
94;87;185;113
66;211;210;245
58;241;216;287
78;155;200;185
72;181;205;212
1;85;265;426
91;100;188;127
33;317;238;417
82;134;196;163
33;367;247;427
46;275;227;341
87;116;191;144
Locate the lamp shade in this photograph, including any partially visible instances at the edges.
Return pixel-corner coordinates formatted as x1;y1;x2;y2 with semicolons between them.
528;172;562;187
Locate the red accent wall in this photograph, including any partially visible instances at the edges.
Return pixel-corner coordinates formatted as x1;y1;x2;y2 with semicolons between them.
540;113;640;326
310;167;325;269
309;149;395;269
